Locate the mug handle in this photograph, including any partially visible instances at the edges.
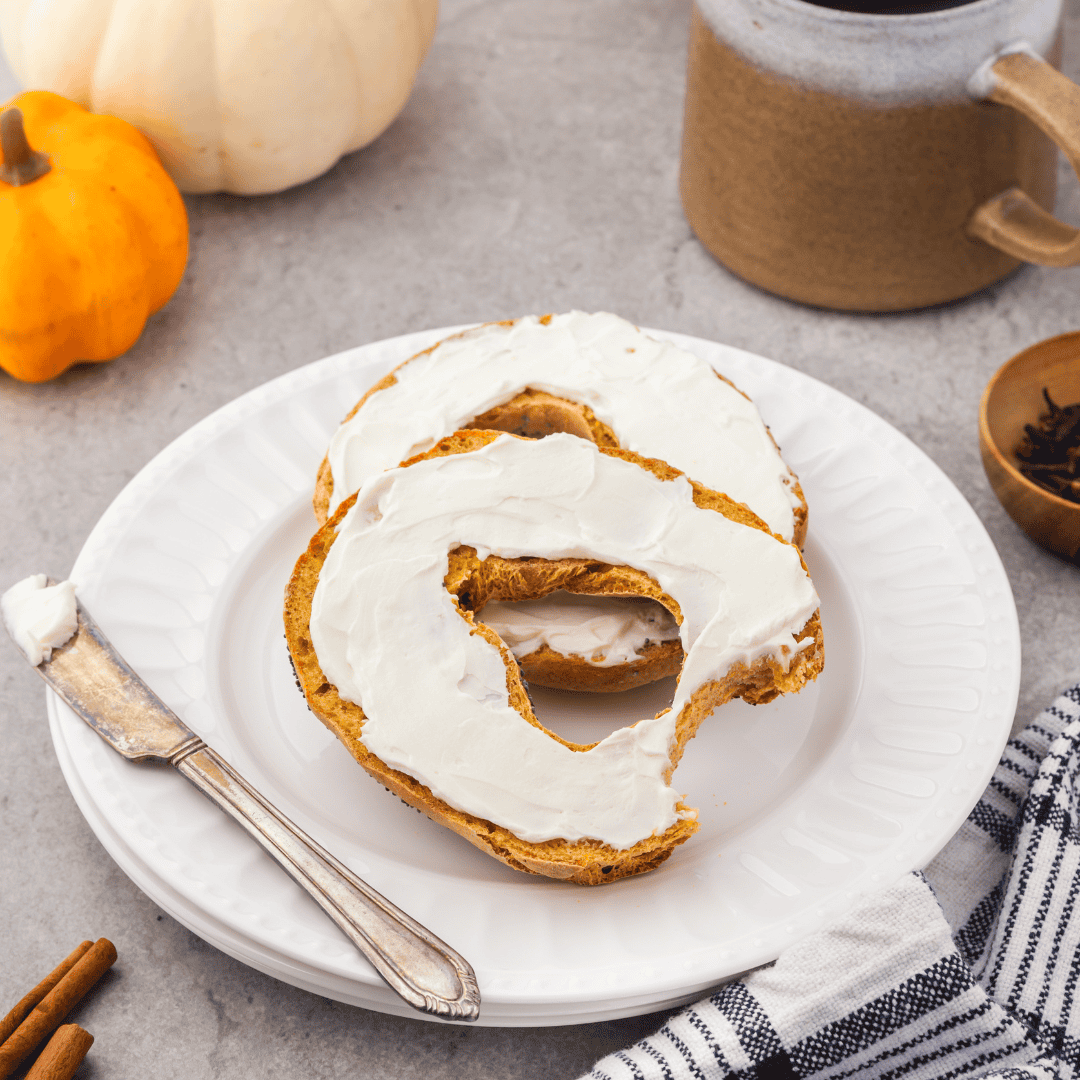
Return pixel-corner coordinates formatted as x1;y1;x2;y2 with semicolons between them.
966;49;1080;267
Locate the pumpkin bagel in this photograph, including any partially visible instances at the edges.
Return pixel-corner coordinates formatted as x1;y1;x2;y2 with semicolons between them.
314;312;808;693
285;430;823;884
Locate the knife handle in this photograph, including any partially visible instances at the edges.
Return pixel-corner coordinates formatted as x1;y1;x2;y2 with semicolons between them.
172;743;480;1021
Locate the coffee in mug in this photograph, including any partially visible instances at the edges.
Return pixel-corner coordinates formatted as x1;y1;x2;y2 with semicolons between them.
801;1;979;12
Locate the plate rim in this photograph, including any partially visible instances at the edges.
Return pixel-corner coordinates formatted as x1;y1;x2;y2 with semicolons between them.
47;321;1021;1024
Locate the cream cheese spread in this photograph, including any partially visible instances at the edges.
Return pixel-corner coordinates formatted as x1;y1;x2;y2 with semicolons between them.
1;575;78;666
477;593;679;666
310;434;819;850
326;311;802;540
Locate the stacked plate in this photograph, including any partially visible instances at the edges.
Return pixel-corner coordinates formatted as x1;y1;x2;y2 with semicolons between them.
48;327;1019;1025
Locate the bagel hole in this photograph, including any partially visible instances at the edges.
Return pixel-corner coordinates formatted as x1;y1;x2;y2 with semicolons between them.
476;592;680;669
525;676;679;744
464;390;611;444
474;590;681;743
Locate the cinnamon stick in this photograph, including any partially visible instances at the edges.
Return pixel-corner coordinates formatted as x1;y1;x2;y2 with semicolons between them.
23;1025;93;1080
0;942;92;1045
0;938;115;1079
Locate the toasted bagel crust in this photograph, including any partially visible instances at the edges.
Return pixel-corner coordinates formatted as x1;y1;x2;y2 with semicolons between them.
286;430;823;884
313;322;808;692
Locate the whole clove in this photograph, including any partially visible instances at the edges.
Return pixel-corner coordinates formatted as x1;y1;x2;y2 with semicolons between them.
1014;388;1080;504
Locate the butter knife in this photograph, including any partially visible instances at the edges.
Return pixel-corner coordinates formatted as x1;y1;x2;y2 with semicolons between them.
13;593;481;1022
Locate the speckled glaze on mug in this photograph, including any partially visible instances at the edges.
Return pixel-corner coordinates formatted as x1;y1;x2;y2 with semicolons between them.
680;0;1080;311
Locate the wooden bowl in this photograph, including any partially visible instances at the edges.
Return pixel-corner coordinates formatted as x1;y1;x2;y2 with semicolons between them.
979;331;1080;561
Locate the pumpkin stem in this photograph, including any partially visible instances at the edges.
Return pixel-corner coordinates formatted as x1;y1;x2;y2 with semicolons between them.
0;108;51;187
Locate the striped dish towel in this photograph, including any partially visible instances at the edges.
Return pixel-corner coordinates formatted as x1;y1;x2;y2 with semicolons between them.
580;683;1080;1080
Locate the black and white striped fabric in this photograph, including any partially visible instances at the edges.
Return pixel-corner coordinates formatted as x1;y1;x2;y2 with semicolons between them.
580;683;1080;1080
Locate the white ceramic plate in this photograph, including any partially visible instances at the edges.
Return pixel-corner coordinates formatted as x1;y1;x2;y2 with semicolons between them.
48;325;1020;1026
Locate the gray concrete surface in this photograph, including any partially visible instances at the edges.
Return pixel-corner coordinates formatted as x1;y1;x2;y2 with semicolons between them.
3;1;1080;1076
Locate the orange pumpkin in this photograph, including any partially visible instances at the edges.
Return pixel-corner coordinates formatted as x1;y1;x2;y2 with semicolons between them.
0;91;188;383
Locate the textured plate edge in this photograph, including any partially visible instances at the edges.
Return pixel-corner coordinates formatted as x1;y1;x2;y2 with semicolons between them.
44;322;1022;1018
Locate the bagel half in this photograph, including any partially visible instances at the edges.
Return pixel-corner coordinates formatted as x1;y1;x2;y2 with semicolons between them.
312;314;808;694
286;430;823;884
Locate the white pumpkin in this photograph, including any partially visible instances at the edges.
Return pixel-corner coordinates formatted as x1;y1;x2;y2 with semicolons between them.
0;0;438;194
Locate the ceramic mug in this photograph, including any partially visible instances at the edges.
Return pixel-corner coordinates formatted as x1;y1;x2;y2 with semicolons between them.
680;0;1080;312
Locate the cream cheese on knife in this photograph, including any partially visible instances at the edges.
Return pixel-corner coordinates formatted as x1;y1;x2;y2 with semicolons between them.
1;575;78;666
